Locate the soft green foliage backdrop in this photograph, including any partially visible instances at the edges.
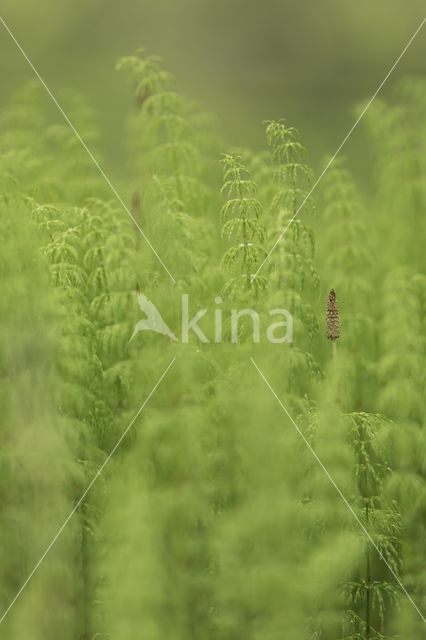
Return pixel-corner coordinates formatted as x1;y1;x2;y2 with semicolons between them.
0;14;425;640
1;1;425;168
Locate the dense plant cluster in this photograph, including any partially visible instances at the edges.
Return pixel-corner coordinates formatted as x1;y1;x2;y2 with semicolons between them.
0;52;424;639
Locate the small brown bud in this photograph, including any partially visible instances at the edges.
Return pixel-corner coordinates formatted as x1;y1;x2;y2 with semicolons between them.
327;289;340;340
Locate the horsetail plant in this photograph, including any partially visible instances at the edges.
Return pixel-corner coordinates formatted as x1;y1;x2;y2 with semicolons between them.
343;412;402;640
220;153;267;299
0;42;424;640
0;194;83;639
321;289;402;639
117;49;209;196
265;119;319;338
117;50;217;286
320;158;376;407
376;269;426;634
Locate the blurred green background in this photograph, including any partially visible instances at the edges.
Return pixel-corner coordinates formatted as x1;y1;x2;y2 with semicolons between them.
1;0;425;175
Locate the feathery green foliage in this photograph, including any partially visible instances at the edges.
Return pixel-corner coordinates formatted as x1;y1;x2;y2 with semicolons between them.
0;51;424;640
220;153;266;298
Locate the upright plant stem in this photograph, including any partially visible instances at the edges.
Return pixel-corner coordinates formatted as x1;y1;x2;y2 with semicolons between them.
364;466;371;639
81;499;90;640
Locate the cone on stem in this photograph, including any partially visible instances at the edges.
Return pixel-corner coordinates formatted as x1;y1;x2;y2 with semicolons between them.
326;289;340;341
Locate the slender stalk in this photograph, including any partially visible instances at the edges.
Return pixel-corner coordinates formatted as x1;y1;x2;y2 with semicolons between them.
81;500;90;640
131;189;142;250
364;467;371;640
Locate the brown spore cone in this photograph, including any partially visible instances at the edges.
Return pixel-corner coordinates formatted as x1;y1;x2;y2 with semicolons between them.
327;288;340;340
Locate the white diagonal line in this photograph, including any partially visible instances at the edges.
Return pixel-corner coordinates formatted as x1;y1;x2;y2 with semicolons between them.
0;357;176;626
250;356;426;625
0;16;176;285
254;16;426;278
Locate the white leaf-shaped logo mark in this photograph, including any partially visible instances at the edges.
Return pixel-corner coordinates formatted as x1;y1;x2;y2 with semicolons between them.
131;294;178;342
